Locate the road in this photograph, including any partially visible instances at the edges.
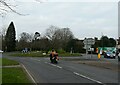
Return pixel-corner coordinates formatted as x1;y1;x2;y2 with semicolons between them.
3;54;119;85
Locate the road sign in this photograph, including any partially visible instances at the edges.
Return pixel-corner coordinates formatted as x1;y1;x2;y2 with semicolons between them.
83;38;95;45
83;38;95;58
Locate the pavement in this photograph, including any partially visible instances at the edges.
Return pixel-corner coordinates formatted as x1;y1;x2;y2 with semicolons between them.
2;54;119;84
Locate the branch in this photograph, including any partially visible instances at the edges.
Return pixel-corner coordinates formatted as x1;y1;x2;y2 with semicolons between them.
0;0;29;16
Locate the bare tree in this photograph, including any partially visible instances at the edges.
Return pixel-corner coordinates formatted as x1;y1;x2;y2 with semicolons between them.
45;25;74;50
0;35;2;50
16;32;33;50
45;25;59;40
19;32;32;42
0;0;22;15
0;0;42;15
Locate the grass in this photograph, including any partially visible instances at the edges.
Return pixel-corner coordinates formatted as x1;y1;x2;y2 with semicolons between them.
9;51;82;57
2;58;19;66
0;68;2;84
2;67;32;83
0;58;1;66
1;58;32;84
9;51;48;57
59;53;82;57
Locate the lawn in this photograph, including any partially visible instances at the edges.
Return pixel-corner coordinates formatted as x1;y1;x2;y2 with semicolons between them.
0;68;2;84
2;58;19;66
9;51;82;57
10;51;48;57
2;67;32;84
1;58;32;84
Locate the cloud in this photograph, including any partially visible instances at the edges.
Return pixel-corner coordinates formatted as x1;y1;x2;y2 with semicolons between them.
3;1;118;39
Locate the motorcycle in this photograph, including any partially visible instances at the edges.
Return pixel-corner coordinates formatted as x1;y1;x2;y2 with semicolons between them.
50;53;59;64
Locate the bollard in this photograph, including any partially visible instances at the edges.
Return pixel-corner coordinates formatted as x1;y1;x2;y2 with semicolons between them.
98;53;101;59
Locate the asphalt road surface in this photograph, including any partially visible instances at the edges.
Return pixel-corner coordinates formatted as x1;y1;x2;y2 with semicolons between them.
3;55;119;85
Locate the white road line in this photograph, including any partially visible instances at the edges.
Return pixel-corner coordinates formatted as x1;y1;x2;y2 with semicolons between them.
56;65;62;69
45;62;62;69
30;58;41;62
38;60;41;61
45;62;48;64
73;72;104;85
50;63;56;67
21;64;37;85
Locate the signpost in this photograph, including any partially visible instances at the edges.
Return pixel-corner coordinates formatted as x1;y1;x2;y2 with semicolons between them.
83;38;95;58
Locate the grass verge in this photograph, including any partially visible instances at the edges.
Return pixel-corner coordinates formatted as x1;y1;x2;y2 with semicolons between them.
2;67;32;83
9;51;81;57
9;52;47;57
2;58;32;84
2;58;19;66
0;68;2;84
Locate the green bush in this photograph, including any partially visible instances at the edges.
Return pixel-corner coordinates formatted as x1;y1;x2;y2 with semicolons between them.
57;49;66;54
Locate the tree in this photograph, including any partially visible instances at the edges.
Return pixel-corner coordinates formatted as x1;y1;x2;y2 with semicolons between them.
109;38;116;47
0;35;2;50
34;32;40;40
0;0;42;15
45;25;74;50
16;32;32;50
66;39;84;53
0;0;22;15
59;28;74;50
99;36;116;47
19;32;32;42
5;22;16;52
45;25;60;49
0;27;7;51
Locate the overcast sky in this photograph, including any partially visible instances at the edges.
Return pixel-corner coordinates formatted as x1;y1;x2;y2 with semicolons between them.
0;0;118;40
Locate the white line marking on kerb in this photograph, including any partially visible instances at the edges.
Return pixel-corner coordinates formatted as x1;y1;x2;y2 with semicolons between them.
73;72;104;84
21;64;37;85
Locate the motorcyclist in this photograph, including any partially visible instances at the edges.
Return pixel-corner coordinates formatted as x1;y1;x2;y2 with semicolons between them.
50;49;59;63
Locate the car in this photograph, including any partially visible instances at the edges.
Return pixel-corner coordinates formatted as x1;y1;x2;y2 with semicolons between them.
104;51;116;59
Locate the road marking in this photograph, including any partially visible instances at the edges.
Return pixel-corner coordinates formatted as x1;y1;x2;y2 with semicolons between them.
73;72;105;85
21;64;37;85
45;62;62;69
30;58;41;62
45;62;48;64
38;60;41;61
56;65;62;69
49;63;62;69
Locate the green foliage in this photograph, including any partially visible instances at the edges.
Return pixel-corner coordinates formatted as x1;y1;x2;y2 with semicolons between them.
57;49;66;54
5;22;16;52
99;36;116;47
66;39;84;53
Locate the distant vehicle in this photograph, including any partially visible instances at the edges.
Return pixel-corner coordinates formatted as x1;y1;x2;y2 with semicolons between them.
104;51;116;59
